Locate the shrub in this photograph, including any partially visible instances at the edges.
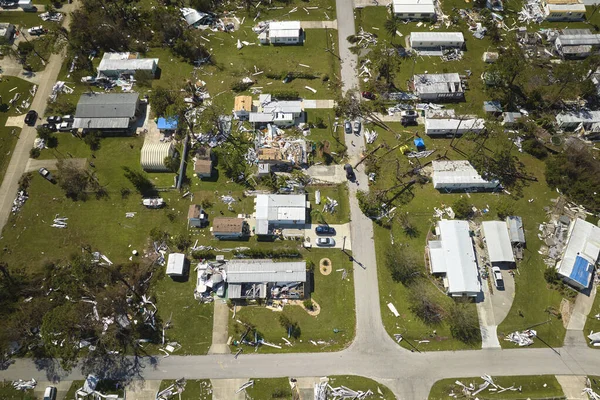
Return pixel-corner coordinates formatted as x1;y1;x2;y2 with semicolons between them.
29;147;41;158
453;197;472;219
231;80;253;92
522;137;548;159
496;197;515;219
408;281;445;325
271;90;299;100
233;248;301;259
385;246;420;285
544;267;560;284
191;250;216;260
303;299;314;311
306;260;315;272
449;302;480;344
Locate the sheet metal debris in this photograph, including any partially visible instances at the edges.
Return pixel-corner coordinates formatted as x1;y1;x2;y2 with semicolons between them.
12;190;28;214
51;215;68;229
156;378;186;400
505;329;536;346
12;379;36;390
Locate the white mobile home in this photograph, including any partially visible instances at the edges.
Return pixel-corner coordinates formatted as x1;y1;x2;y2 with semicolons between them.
409;32;464;51
556;218;600;290
392;0;436;20
249;94;304;127
424;117;485;136
259;21;302;45
556;110;600;130
428;220;481;297
97;52;159;79
432;160;500;191
544;0;586;21
413;73;464;101
254;194;309;235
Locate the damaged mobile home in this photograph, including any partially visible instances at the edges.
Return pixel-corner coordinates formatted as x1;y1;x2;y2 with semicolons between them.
249;94;304;127
432;160;500;192
412;73;465;101
255;21;303;45
97;52;159;80
555;218;600;290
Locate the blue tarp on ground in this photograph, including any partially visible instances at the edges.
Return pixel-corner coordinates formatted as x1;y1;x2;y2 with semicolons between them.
569;255;593;288
414;137;425;149
157;117;178;130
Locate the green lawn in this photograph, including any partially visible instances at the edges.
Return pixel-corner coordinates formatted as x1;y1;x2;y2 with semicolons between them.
590;376;600;392
157;379;212;400
429;375;564;400
307;183;350;225
0;77;32;183
364;121;567;349
0;382;35;400
246;376;395;399
229;249;355;353
64;380;125;399
584;293;600;348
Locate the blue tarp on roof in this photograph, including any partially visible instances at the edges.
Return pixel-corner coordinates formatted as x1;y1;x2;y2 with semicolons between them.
569;255;593;288
414;137;425;149
157;117;178;130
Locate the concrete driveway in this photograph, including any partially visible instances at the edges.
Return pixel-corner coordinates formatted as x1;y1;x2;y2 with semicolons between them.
304;223;352;250
477;268;515;348
306;164;347;184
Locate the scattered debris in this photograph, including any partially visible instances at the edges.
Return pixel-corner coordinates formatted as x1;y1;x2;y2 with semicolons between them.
322;197;338;214
143;198;165;208
50;215;68;229
12;379;36;391
387;302;400;317
364;129;378;144
156;378;187;400
11;191;28;214
39;11;63;22
518;0;545;24
354;28;378;48
407;150;435;158
505;329;537;346
48;81;74;102
236;380;254;394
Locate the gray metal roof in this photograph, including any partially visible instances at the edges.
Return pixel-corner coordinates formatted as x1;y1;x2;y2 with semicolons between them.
75;93;139;119
506;216;525;243
225;260;307;283
557;34;600;46
72;117;131;129
414;73;463;95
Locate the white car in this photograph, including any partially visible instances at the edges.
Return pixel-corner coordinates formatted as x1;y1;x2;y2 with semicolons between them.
316;237;336;247
492;266;504;289
28;26;46;36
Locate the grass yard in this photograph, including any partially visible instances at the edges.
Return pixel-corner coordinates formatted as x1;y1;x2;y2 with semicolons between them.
229;249;355;353
158;379;212;400
364;120;567;349
0;382;35;400
246;378;291;399
428;375;565;400
0;77;33;183
590;376;600;392
307;183;351;225
304;109;348;165
584;293;600;348
328;376;395;399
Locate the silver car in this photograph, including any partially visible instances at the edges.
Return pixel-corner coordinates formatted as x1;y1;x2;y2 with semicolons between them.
316;237;336;247
353;120;361;134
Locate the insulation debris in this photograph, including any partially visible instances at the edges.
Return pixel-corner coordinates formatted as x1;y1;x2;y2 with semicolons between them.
12;379;36;391
11;190;28;214
39;11;63;22
364;129;378;144
505;329;536;346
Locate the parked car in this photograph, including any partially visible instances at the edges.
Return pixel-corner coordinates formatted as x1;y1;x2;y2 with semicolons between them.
38;167;53;181
62;114;74;122
316;237;336;247
400;110;417;118
43;386;57;400
492;266;504;290
344;120;352;134
344;163;355;181
57;121;73;131
315;225;336;235
40;123;56;132
27;26;46;36
47;116;62;124
353;120;361;135
24;110;37;126
361;91;376;100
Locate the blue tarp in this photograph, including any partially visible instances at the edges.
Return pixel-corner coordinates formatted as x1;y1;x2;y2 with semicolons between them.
414;138;425;149
569;255;593;288
157;117;178;130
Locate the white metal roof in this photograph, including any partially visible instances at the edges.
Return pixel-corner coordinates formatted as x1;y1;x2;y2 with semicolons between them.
414;73;463;95
428;241;446;273
410;32;464;44
430;220;480;295
226;259;307;283
556;218;600;289
432;160;499;189
166;253;185;276
556;110;600;125
482;221;515;263
98;53;158;74
140;142;174;172
556;34;600;46
269;21;301;38
393;0;436;13
255;194;306;221
425;118;485;132
547;3;586;11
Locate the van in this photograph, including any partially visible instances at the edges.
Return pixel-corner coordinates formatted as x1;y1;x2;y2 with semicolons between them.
43;386;57;400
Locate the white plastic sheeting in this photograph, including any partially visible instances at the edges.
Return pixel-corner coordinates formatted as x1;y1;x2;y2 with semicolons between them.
140;142;174;172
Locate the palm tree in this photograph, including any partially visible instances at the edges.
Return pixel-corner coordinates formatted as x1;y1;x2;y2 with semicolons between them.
384;15;401;44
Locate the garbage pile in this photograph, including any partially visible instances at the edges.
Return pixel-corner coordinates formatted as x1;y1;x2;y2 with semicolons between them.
505;329;536;346
142;198;164;208
363;129;378;144
156;378;187;400
50;215;68;229
12;378;36;391
451;375;521;398
194;261;225;301
314;379;374;400
518;0;545;24
323;197;338;214
152;241;169;266
11;191;28;214
354;28;378;48
33;138;45;149
40;11;63;22
48;81;74;102
442;48;463;61
469;23;487;39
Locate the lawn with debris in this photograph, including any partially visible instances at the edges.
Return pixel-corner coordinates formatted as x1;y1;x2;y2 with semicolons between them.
229;249;355;353
584;294;600;349
428;375;564;400
157;379;212;400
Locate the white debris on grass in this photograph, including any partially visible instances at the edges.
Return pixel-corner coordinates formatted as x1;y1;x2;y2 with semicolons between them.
322;197;338;214
505;329;536;346
12;191;28;214
33;138;46;149
364;129;378;144
12;379;36;391
51;215;68;229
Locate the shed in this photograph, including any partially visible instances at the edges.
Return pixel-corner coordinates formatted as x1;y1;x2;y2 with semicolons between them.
140;142;174;172
428;220;480;297
157;117;178;131
166;253;186;277
482;52;499;63
482;221;515;263
194;159;213;178
556;218;600;290
502;112;523;127
188;205;208;228
212;217;249;239
432;160;500;191
506;216;526;245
